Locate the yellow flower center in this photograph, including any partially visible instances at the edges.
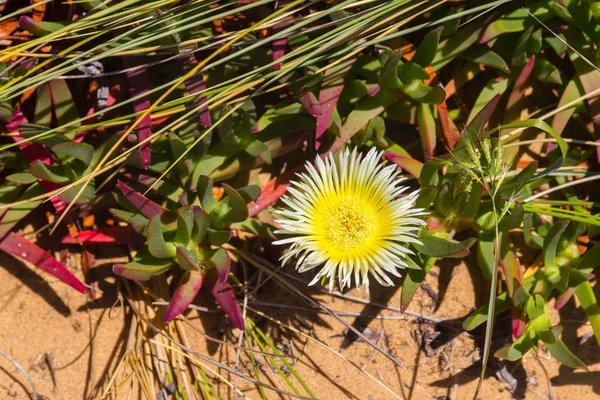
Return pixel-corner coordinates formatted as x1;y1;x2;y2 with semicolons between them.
327;198;375;250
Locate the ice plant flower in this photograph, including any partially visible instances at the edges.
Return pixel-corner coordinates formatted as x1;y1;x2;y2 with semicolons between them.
273;148;427;292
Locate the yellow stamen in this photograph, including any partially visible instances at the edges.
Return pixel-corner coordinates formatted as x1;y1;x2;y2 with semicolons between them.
327;198;375;250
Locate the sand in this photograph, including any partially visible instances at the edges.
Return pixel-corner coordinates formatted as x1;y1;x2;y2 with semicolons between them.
0;249;598;400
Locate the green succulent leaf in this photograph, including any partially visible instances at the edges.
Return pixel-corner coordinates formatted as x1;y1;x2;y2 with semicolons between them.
168;131;187;159
415;185;438;210
480;1;553;43
466;80;509;126
494;331;535;361
197;175;217;213
147;216;177;259
543;220;570;283
30;161;75;184
523;213;544;249
477;229;496;279
432;23;481;71
400;255;435;311
19;17;68;37
411;27;442;67
109;209;148;234
498;201;524;232
463;292;511;331
415;230;476;258
526;294;548;321
202;248;231;281
175;206;194;246
379;52;444;104
6;171;37;185
176;246;200;271
0;182;44;239
222;184;249;223
575;241;600;274
236;185;261;204
52;142;94;165
532;58;563;84
457;182;482;219
574;281;600;345
542;327;587;370
207;228;231;246
433;183;452;218
511;278;531;311
501;250;522;297
417;103;436;159
113;253;172;282
191;205;210;243
462;45;509;73
58;180;96;204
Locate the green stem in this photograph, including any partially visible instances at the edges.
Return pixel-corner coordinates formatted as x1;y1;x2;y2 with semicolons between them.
474;196;500;398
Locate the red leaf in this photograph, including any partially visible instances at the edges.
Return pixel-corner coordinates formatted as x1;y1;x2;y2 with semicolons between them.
19;16;60;36
209;275;244;330
316;58;355;141
8;108;66;213
0;233;88;293
125;66;151;169
61;227;144;245
316;87;342;135
555;273;594;310
564;29;600;161
122;172;158;187
211;249;230;282
299;89;321;117
504;56;535;124
464;93;501;138
118;180;168;220
76;84;119;143
555;288;576;310
330;89;399;153
248;149;349;216
184;56;211;129
8;108;49;163
164;270;204;323
272;37;287;71
417;103;436;160
385;152;423;179
248;165;303;217
435;100;461;149
271;16;292;70
511;307;527;338
366;84;380;97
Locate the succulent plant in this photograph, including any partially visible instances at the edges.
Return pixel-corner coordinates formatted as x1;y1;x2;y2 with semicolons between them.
111;177;259;330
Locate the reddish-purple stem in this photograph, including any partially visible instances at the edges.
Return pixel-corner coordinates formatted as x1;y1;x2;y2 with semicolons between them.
184;56;211;129
271;16;292;70
125;67;151;168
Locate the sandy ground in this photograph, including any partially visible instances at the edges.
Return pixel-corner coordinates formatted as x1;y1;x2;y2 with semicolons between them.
0;247;599;400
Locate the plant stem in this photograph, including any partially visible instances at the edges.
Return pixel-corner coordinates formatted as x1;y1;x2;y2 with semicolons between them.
473;196;501;398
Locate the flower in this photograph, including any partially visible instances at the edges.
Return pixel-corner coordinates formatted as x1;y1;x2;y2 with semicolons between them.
273;147;427;292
